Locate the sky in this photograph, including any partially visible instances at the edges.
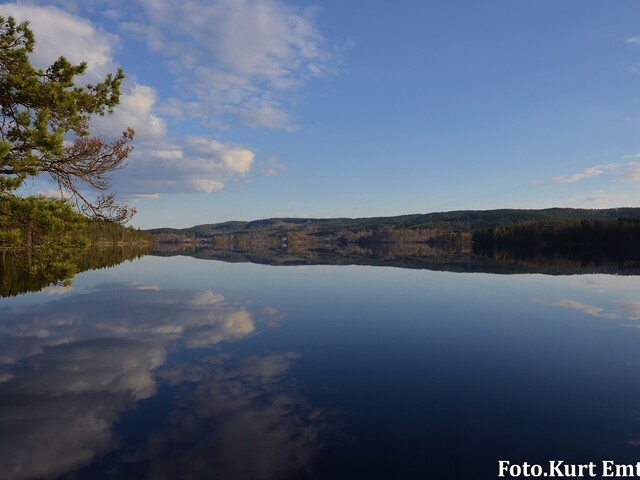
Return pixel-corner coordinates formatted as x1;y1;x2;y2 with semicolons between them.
3;0;640;228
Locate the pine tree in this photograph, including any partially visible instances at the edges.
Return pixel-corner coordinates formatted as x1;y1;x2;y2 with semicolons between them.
0;16;134;222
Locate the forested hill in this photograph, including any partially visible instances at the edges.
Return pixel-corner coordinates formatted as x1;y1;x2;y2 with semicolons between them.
149;207;640;246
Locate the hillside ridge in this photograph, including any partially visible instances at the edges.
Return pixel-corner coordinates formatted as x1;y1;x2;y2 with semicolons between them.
149;207;640;238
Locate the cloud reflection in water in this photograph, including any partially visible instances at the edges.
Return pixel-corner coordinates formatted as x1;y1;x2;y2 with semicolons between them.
0;282;325;480
101;353;330;480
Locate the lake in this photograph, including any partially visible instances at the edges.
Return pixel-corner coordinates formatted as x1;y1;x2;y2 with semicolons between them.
2;254;640;479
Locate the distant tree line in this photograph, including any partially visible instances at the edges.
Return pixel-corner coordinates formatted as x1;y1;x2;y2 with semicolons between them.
0;195;151;258
83;219;151;245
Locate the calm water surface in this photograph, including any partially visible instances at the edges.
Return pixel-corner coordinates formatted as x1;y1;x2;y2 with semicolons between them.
2;255;640;479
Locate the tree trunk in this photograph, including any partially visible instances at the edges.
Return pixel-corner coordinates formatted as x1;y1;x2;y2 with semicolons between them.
25;219;33;272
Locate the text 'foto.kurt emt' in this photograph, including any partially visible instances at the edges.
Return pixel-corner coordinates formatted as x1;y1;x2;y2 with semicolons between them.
499;460;640;477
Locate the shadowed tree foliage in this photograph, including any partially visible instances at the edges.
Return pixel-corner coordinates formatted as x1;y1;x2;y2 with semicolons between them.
472;218;640;268
0;15;135;222
0;195;87;284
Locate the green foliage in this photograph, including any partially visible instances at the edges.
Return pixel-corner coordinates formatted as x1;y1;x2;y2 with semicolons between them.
0;16;134;222
0;194;88;282
84;218;153;245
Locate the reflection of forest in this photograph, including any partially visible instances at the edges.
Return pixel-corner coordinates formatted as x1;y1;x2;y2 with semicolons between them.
472;245;640;274
472;218;640;273
153;240;472;268
154;235;640;276
0;245;151;297
152;215;640;275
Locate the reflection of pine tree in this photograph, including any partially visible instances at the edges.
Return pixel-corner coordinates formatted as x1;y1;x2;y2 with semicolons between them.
0;196;151;297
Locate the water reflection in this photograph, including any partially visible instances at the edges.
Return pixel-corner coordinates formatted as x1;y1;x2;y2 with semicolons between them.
0;283;260;350
0;245;151;298
3;256;640;479
0;282;324;480
535;299;622;320
155;242;640;276
0;338;163;479
533;276;640;324
96;353;329;479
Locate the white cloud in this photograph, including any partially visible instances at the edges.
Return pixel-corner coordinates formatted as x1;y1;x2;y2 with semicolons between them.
115;135;254;195
627;36;640;45
126;0;336;130
92;83;166;142
151;149;184;160
234;97;298;131
128;193;161;200
157;98;209;121
190;179;225;193
0;3;118;81
40;188;71;199
537;164;618;184
618;162;640;182
14;5;256;196
116;177;224;195
534;157;640;199
186;137;254;174
3;1;299;199
0;4;171;179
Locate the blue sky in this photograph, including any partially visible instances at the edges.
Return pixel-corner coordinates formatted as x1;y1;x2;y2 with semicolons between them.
3;0;640;228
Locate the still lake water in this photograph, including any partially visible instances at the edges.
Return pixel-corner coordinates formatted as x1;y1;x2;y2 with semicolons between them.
2;254;640;479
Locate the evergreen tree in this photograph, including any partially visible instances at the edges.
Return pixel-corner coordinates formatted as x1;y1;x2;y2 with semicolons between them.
0;194;87;279
0;16;134;222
